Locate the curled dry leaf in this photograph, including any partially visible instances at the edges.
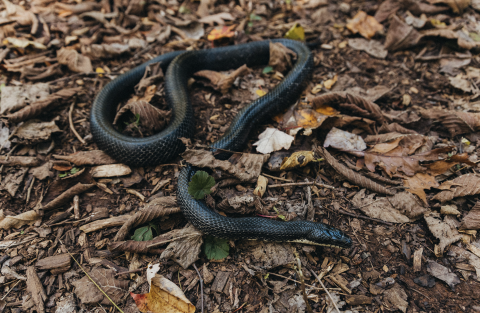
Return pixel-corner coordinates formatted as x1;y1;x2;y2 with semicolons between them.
57;47;93;73
114;100;171;133
424;213;463;256
198;12;234;25
42;183;94;211
426;261;461;290
433;174;480;202
0;209;40;230
54;1;102;14
253;128;294;154
460;201;480;230
181;149;268;182
131;272;195;313
384;15;422;51
53;150;117;166
346;11;384;39
194;64;250;94
419;108;480;136
269;42;296;73
109;228;183;253
72;268;129;305
324;127;367;152
81;43;130;59
280;151;315;170
253;175;268;197
160;224;203;269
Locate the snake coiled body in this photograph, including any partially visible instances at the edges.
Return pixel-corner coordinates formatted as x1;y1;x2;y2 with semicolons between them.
91;39;352;248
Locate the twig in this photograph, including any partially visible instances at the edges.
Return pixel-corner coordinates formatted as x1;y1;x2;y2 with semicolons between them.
308;267;341;313
193;264;204;313
267;272;341;291
73;195;80;220
294;251;313;313
231;302;247;313
59;239;124;313
1;279;21;300
26;176;35;204
261;173;293;182
147;234;199;248
114;267;146;277
69;102;86;145
269;181;335;189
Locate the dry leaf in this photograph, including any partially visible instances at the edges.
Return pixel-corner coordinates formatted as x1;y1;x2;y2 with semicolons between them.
324;127;367;152
194;64;250;94
448;245;480;280
253;128;294;154
0;209;40;230
426;153;475;175
351;190;411;223
427;0;470;14
460;201;480;230
13;120;61;144
383;284;408;313
0;168;27;197
131;266;195;313
269;42;296;73
384;15;422;51
280;151;315;170
346;11;384;39
403;173;439;205
427;261;461;290
72;268;129;305
419;108;480;136
207;25;235;41
114;100;171;132
53;150;117;166
0;83;49;115
253;175;268;197
198;12;234;26
348;38;388;59
81;43;130;59
57;48;93;73
424;213;463;255
160;224;203;269
433;174;480;202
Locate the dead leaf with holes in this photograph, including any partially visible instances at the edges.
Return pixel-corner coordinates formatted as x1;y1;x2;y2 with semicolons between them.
72;268;129;304
194;64;250;94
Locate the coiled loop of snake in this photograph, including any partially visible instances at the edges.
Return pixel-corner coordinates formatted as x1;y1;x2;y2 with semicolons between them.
91;39;352;248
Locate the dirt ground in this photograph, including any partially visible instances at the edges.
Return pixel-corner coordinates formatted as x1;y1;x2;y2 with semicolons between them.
2;0;480;312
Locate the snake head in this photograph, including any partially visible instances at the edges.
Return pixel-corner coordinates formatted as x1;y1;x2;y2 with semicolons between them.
307;223;352;249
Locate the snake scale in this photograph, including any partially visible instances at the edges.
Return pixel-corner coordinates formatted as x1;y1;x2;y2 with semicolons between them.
91;39;352;248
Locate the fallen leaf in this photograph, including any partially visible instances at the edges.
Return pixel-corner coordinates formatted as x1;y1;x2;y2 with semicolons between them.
384;15;422;51
324;127;367;152
0;122;10;150
383;284;408;313
403;173;439;205
351;190;411;223
420;108;480;136
207;25;235;41
424;212;463;255
57;47;93;73
324;75;338;89
194;64;250;94
114;100;171;133
269;42;296;73
346;11;384;39
253;128;294;154
280;151;315;170
348;38;388;59
53;150;117;166
448;245;480;280
253;175;268;197
198;12;234;26
284;23;305;41
0;83;50;115
0;209;40;230
0;168;28;197
131;268;195;313
160;224;203;269
422;28;480;50
13;120;61;144
433;174;480;202
460;201;480;230
374;0;402;22
5;37;46;49
427;261;461;290
72;268;129;305
427;0;470;13
81;43;130;59
388;191;429;220
426;153;475;175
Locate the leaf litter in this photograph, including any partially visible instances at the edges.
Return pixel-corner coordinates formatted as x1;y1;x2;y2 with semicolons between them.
3;0;480;312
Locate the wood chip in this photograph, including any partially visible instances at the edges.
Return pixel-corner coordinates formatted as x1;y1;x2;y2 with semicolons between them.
0;156;40;167
79;215;131;233
211;271;230;293
26;266;46;313
413;247;423;272
329;274;352;294
91;164;132;178
35;254;71;274
345;295;372;305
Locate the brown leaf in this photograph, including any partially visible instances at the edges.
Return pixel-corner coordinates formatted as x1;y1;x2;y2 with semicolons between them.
403;173;439;205
388;191;429;220
53;150;117;166
81;43;130;59
0;167;27;197
424;213;463;255
135;63;164;95
42;183;94;211
0;209;40;230
351;190;410;223
5;88;82;123
346;11;384;39
198;12;234;26
317;147;394;195
427;0;470;14
426;153;476;175
0;83;50;115
57;48;93;73
0;156;40;167
433;174;480;202
269;42;296;73
160;224;203;269
13;120;61;144
420;108;480;136
384;15;422;51
374;0;402;22
422;28;480;50
460;201;480;230
72;268;129;305
54;1;102;14
114;196;180;241
114;100;171;132
378;123;418;135
194;64;250;94
110;228;183;254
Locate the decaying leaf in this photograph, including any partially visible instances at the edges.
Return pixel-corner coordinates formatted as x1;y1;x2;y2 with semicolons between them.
460;201;480;230
253;128;294;154
194;64;250;94
384;15;423;51
13;120;61;144
324;127;367;152
448;245;480;280
419;108;480;136
181;149;268;182
433;174;480;202
280;151;315;170
0;209;40;230
57;47;93;73
72;268;129;305
346;11;384;39
114;100;171;133
424;213;463;256
348;38;388;59
403;173;439;205
427;261;461;290
131;265;195;313
160;224;203;269
351;190;411;223
53;150;117;166
81;43;130;59
198;12;234;25
383;284;408;313
207;25;235;41
253;175;268;197
0;83;49;115
240;241;295;269
269;42;296;73
0;167;28;197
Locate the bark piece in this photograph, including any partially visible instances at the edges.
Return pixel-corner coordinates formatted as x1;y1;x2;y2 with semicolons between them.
26;266;46;313
211;271;230;293
0;156;40;167
413;247;423;272
80;215;131;233
345;295;372;305
91;164;132;178
427;261;460;290
36;254;71;274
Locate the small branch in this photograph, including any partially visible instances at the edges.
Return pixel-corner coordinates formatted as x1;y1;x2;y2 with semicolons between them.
147;234;199;248
269;181;335;190
26;177;35;205
73;195;80;220
114;267;146;277
294;251;313;313
193;264;204;313
308;267;341;313
69;102;86;145
261;173;293;182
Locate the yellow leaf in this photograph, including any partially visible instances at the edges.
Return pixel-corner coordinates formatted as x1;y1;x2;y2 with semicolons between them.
284;23;305;41
280;151;315;170
207;25;236;41
96;67;105;77
256;89;267;97
324;75;338;90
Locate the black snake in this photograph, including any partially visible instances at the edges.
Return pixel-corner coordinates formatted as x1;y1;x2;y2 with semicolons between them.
90;39;352;249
